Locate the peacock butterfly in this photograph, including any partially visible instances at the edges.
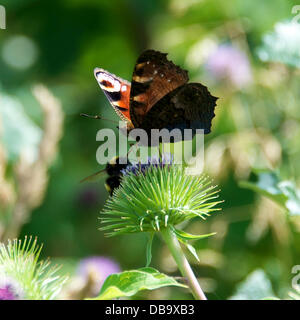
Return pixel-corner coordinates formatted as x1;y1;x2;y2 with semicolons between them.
94;50;218;142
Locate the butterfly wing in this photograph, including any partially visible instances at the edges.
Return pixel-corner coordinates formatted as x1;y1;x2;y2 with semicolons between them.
129;50;189;128
94;68;132;124
139;83;218;141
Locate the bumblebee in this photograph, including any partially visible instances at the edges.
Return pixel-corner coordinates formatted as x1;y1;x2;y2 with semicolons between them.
81;156;130;195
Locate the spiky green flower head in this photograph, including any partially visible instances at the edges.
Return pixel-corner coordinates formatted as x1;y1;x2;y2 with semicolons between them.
100;156;222;237
0;237;67;300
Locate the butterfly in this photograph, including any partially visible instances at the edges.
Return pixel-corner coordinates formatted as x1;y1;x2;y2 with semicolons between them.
94;50;218;143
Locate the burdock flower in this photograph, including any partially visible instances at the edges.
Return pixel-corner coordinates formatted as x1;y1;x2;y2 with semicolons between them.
0;237;67;300
100;159;222;300
101;159;221;236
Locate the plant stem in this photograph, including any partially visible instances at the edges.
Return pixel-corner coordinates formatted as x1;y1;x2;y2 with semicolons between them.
160;227;207;300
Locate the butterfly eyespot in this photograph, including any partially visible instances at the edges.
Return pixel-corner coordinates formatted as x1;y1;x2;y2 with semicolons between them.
94;68;131;122
101;80;113;88
160;74;164;77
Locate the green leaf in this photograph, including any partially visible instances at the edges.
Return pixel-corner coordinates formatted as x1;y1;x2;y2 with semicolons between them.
145;233;154;267
172;228;215;262
239;171;285;204
185;242;200;262
278;181;300;216
92;267;186;300
240;170;300;216
229;269;276;300
173;228;216;241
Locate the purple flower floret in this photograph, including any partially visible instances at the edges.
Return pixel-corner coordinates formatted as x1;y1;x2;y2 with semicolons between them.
206;44;252;88
0;277;24;300
122;154;174;176
77;256;120;294
0;285;17;300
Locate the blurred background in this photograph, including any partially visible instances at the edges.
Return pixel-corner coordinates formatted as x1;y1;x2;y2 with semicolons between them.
0;0;300;299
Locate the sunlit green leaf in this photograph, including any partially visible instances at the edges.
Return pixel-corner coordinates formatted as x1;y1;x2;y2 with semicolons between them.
92;267;186;300
185;242;200;262
229;270;276;300
173;228;216;241
240;170;300;215
145;233;154;267
172;228;215;262
278;181;300;216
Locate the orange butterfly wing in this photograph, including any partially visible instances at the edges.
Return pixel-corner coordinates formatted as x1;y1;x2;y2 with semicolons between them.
94;68;132;124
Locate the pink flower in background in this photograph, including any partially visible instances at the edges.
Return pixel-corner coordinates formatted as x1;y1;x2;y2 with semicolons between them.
0;277;24;300
206;44;252;88
77;256;120;295
0;285;17;300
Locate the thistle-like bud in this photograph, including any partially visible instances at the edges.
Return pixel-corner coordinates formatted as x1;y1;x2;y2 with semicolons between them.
100;158;222;237
0;236;67;300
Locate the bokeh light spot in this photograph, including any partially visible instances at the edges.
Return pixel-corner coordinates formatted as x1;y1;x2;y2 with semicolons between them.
2;35;38;70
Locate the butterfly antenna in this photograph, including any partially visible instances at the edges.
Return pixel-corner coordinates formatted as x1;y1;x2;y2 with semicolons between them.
80;113;119;124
